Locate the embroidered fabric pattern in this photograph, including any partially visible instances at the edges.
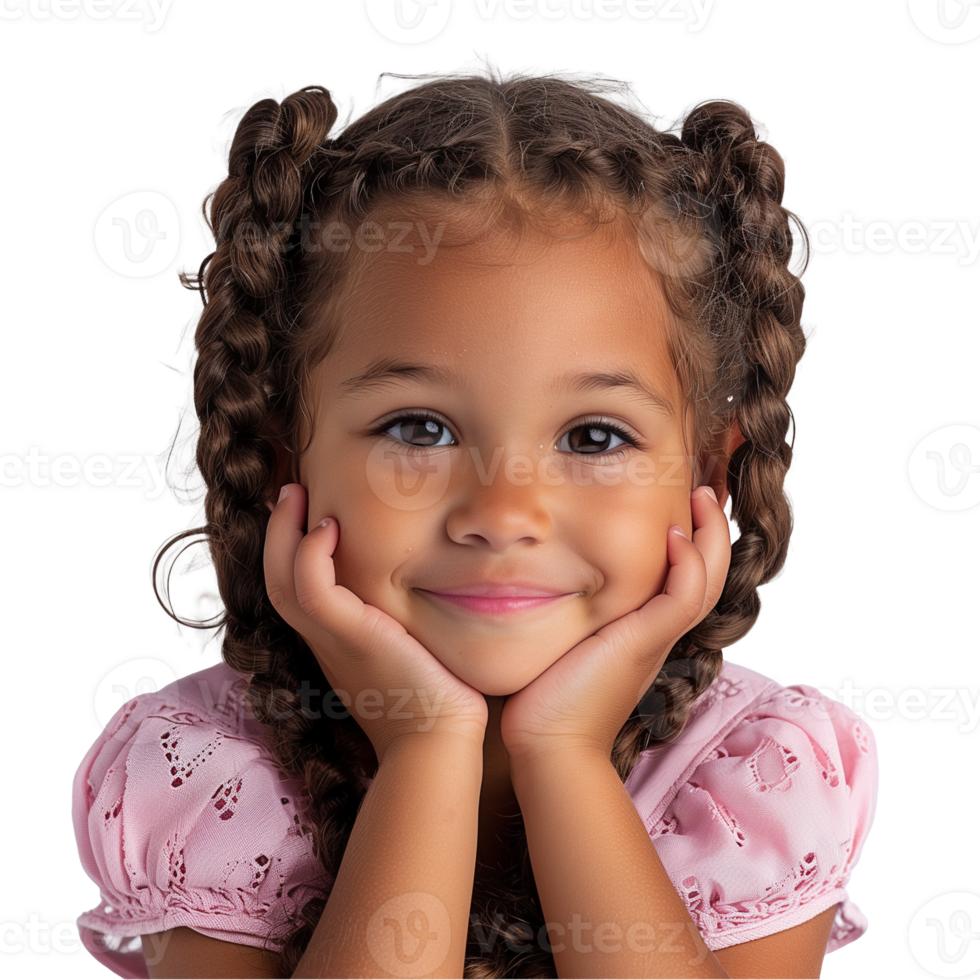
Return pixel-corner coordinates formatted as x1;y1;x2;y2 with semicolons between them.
71;664;331;978
72;659;878;978
633;673;878;952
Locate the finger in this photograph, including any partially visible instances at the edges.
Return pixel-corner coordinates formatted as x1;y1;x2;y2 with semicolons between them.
593;522;706;677
602;525;707;706
689;485;732;621
292;508;369;648
656;523;709;637
263;483;310;628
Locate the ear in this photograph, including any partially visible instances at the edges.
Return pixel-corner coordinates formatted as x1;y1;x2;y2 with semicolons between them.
699;416;745;512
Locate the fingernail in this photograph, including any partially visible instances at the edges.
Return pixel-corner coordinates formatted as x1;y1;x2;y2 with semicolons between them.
316;518;332;530
277;486;290;503
671;525;688;538
702;486;718;503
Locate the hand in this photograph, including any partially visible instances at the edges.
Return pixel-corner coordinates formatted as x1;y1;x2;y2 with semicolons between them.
499;486;731;762
264;483;488;763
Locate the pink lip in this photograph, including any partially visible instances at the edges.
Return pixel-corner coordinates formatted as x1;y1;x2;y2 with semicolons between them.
417;582;571;597
416;591;577;616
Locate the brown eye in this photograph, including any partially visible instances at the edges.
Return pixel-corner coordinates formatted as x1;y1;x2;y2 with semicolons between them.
557;422;634;457
374;413;456;449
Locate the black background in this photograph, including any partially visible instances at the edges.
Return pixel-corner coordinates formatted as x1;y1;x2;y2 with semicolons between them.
0;0;964;977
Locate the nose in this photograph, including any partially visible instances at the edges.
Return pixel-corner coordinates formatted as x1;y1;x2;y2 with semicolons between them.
444;457;553;551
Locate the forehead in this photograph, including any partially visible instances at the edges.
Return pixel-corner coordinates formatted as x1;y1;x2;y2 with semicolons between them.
319;217;682;404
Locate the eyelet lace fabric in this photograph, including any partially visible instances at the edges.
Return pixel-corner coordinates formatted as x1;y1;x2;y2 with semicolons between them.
73;659;877;977
71;664;332;979
624;664;878;953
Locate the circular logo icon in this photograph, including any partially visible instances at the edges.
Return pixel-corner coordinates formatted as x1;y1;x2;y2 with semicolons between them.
366;892;451;977
637;190;720;281
908;424;980;511
909;0;980;43
364;438;454;511
909;892;980;977
94;191;180;277
364;0;452;44
95;658;178;739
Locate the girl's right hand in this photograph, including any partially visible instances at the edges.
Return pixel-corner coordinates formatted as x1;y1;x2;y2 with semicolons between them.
263;483;488;764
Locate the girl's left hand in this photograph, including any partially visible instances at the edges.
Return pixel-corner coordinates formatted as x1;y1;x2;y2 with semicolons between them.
499;486;732;763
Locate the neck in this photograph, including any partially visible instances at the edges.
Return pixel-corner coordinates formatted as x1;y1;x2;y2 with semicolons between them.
477;694;522;873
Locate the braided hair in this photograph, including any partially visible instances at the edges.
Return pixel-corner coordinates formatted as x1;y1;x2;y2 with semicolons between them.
154;66;807;978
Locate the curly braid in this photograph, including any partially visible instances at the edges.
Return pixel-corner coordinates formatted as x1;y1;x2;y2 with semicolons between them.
154;66;808;978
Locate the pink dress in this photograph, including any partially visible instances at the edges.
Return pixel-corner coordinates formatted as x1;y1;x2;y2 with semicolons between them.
72;658;878;978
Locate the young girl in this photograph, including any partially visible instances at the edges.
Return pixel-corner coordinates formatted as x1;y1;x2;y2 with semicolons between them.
72;69;878;979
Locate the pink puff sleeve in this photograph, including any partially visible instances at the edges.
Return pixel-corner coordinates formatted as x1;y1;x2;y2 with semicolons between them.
632;678;878;954
71;665;331;979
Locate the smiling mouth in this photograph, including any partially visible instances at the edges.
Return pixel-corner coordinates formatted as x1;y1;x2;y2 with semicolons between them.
413;590;580;617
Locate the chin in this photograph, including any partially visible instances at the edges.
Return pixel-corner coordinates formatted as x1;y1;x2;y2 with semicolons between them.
430;645;558;698
467;677;536;698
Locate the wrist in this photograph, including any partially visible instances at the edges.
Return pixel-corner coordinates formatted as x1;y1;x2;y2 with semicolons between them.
507;737;611;783
378;726;486;767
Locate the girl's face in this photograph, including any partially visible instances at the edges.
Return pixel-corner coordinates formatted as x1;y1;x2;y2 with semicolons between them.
296;218;714;696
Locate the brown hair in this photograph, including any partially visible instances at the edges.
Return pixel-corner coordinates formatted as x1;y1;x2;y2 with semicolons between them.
154;65;807;978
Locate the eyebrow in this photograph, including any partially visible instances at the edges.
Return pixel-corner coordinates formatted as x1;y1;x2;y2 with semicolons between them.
337;357;676;420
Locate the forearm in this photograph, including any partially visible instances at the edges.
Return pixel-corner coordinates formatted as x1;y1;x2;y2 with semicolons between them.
292;733;483;979
510;747;730;979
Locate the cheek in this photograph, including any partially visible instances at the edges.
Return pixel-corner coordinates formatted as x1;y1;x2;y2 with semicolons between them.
576;490;683;609
304;431;398;505
602;523;671;609
327;448;460;601
302;449;413;600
